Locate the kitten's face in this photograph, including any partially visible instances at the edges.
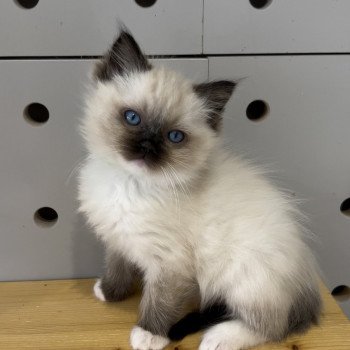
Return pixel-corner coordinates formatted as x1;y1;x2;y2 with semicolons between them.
82;31;235;186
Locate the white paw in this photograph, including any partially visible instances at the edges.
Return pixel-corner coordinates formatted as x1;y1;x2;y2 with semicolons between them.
130;326;170;350
93;279;106;302
200;332;232;350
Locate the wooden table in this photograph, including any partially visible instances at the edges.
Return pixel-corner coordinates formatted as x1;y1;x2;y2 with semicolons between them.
0;279;349;349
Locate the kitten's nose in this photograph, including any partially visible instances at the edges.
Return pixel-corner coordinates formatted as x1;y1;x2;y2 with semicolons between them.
140;140;156;155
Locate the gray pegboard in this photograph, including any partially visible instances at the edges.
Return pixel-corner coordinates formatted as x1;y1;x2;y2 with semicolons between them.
204;0;350;54
208;55;350;317
0;58;208;281
0;0;202;56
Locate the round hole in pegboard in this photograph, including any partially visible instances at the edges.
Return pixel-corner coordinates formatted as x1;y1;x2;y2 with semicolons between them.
34;207;58;227
331;285;350;302
249;0;273;9
340;198;350;217
24;103;49;125
135;0;157;8
15;0;39;9
246;100;269;121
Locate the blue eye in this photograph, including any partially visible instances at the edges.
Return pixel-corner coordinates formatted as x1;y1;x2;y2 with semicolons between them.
168;130;185;143
124;110;141;126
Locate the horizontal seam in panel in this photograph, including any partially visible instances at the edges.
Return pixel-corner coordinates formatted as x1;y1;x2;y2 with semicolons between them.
0;52;350;60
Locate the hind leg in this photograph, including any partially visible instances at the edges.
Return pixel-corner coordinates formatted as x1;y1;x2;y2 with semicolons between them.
199;320;266;350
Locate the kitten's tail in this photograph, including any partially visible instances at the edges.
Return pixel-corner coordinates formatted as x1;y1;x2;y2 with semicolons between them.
168;303;232;341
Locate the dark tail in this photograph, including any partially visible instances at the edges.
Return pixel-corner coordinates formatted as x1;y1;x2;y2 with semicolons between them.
168;303;232;341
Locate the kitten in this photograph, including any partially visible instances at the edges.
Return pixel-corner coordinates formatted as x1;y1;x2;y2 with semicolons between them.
78;30;321;350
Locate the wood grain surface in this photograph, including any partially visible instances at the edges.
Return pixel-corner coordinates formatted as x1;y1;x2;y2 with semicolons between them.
0;279;349;350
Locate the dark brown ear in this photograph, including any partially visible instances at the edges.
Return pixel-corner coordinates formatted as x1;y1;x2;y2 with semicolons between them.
193;80;236;131
94;30;152;81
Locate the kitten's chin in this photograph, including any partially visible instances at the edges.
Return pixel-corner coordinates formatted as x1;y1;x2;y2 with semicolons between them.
120;158;147;173
116;154;195;188
119;156;155;178
130;159;147;168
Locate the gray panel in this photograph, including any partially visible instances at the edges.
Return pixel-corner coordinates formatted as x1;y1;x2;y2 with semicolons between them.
0;0;202;56
209;56;350;317
0;58;208;281
204;0;350;53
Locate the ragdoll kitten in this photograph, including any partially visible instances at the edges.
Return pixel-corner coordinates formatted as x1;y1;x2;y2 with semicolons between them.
78;30;321;350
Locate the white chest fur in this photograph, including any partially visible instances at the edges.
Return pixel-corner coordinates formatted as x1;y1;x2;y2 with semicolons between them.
78;157;193;273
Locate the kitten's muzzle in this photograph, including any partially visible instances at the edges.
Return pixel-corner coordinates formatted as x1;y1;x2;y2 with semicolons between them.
139;140;157;156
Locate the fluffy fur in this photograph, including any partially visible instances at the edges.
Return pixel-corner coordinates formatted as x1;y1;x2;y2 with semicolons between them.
78;30;321;350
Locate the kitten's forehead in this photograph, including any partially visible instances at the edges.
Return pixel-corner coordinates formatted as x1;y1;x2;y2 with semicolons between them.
115;68;200;124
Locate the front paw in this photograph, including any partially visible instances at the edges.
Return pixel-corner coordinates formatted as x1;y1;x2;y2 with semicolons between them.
130;326;170;350
93;279;106;302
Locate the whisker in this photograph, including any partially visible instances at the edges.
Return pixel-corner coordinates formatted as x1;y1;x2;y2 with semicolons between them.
172;158;191;170
166;162;190;199
65;156;87;186
164;166;181;219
